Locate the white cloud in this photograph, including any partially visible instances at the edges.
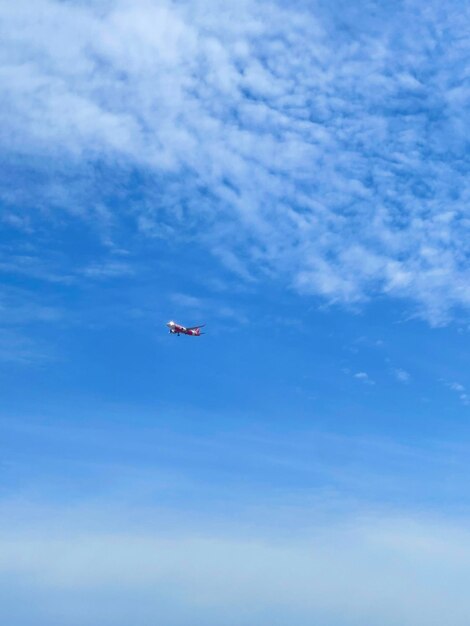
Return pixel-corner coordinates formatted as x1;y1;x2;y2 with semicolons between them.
446;382;470;406
394;369;411;384
2;0;470;322
354;371;375;385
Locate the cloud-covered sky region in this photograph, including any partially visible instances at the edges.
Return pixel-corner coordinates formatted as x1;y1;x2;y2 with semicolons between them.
3;0;470;624
3;0;470;322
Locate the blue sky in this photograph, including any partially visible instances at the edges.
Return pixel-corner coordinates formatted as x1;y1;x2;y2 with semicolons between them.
2;0;470;624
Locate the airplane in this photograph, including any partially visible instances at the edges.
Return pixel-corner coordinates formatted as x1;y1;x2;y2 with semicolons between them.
166;320;205;336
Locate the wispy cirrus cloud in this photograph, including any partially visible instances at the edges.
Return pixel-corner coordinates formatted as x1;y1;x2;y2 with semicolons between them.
80;260;134;279
0;329;53;365
2;0;470;323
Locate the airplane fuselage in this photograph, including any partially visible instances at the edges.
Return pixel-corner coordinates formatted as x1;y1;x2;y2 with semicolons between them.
166;321;203;336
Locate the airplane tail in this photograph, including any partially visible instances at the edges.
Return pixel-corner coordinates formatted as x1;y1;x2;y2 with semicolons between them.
187;324;205;336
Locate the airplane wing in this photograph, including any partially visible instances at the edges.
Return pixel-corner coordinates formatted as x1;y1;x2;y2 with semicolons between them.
186;324;206;330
